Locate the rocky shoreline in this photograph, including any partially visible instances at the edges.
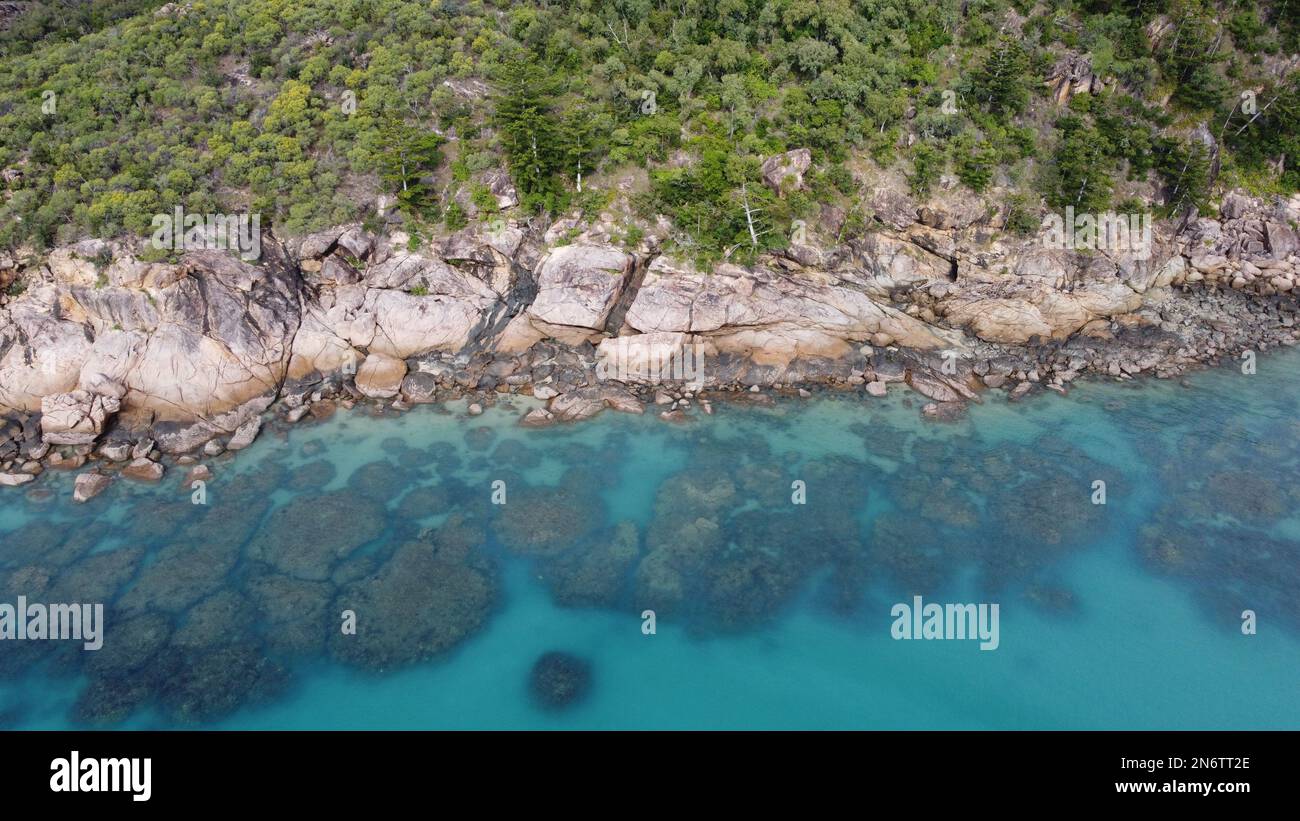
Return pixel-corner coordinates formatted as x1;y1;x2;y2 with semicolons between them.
2;182;1299;501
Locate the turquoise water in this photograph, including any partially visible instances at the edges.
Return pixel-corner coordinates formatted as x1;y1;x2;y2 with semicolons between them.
3;349;1300;729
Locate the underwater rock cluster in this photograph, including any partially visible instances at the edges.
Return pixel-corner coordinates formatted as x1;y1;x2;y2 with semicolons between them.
1135;407;1300;632
529;651;593;710
0;440;502;726
2;376;1298;727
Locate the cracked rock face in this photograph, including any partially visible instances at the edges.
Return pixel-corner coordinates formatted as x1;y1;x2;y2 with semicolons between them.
291;228;525;373
527;244;634;331
496;243;634;351
623;256;960;363
3;247;299;423
2;181;1298;453
0;295;95;409
39;390;121;445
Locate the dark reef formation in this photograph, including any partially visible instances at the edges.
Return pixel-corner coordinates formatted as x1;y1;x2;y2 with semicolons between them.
1;370;1298;726
529;651;593;711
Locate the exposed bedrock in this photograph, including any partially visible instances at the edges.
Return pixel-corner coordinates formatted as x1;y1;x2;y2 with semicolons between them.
2;183;1299;472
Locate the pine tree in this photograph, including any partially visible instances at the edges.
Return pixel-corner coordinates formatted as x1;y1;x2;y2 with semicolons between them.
1157;136;1212;216
561;103;606;195
1047;114;1114;213
971;36;1031;116
1161;2;1227;111
956;138;996;193
376;118;443;215
493;59;566;213
1226;72;1300;187
909;143;943;196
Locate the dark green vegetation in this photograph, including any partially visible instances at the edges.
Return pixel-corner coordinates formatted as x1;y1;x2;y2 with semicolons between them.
0;0;1297;262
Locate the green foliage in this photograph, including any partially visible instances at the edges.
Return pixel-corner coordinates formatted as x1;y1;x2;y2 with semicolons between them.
376;119;444;216
1159;1;1229;111
1225;72;1300;191
0;0;166;58
954;136;997;193
1044;114;1114;213
444;201;468;232
970;36;1031;116
492;57;567;214
646;136;780;267
1156;136;1214;215
0;0;1291;258
1004;193;1041;236
1093;93;1166;178
908;143;944;197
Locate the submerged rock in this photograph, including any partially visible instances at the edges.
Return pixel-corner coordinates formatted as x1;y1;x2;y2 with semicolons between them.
543;521;641;607
84;611;171;676
117;536;243;615
329;521;495;670
347;460;413;502
285;459;337;491
528;651;592;710
494;475;602;556
246;491;387;581
154;645;290;724
245;573;335;656
72;674;154;726
394;484;456;521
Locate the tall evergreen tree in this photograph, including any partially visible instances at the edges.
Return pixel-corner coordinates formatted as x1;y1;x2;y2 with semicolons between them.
971;36;1031;116
561;102;607;195
1046;114;1114;213
1157;136;1213;216
493;58;566;213
376;118;443;215
1160;1;1227;111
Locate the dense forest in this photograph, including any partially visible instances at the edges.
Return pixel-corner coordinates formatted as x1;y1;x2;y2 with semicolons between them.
0;0;1297;266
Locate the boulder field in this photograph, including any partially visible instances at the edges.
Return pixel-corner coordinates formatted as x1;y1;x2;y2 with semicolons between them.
2;184;1300;488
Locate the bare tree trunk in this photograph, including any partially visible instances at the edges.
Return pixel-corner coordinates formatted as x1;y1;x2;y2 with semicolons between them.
741;183;760;248
1235;93;1281;136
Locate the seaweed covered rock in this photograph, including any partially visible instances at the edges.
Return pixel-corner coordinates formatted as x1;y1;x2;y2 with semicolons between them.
494;471;602;556
84;611;171;677
394;484;457;522
347;460;413;503
117;537;244;614
0;520;105;569
172;591;254;649
245;573;336;656
328;521;495;670
72;673;155;726
246;491;386;581
528;651;592;710
285;459;337;491
154;645;290;724
542;521;641;607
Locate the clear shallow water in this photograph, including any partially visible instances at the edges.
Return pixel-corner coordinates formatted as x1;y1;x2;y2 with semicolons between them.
3;350;1300;729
